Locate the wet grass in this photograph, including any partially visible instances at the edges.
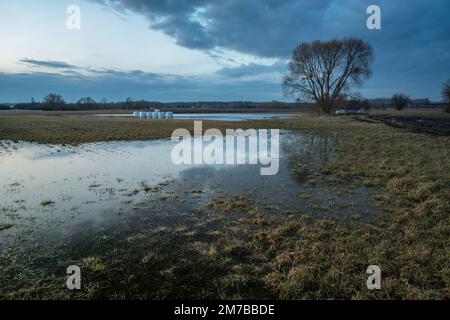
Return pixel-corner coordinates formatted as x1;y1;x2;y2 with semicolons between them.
0;224;14;231
0;113;262;144
369;108;450;119
0;109;448;144
273;115;450;299
40;200;55;206
0;111;449;299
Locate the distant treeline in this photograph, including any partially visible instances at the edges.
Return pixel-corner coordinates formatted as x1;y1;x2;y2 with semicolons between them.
0;96;442;111
1;99;304;111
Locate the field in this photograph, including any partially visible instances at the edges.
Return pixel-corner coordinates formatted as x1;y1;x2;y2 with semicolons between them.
0;109;449;299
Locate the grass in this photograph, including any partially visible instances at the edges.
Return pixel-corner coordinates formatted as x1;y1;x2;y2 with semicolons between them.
0;114;192;144
40;200;55;206
1;109;448;144
369;108;450;118
0;224;14;231
0;113;270;144
265;114;450;299
0;110;449;299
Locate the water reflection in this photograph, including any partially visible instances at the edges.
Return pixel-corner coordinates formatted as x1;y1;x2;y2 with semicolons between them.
0;131;377;247
0;131;384;298
93;113;295;121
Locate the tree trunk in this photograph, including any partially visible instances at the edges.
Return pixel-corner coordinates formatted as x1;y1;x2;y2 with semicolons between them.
317;103;333;115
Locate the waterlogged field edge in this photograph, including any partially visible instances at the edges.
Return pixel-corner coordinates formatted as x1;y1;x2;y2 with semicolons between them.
0;113;449;299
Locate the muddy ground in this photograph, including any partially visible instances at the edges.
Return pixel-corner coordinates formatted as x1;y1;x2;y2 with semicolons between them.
357;115;450;136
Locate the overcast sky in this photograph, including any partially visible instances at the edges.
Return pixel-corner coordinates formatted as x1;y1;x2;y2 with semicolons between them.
0;0;449;102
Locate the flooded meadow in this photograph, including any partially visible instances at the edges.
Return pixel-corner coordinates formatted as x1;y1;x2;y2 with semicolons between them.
0;131;385;298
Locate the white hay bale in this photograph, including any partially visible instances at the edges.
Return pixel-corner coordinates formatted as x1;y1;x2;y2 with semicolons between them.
158;112;166;119
356;109;368;115
152;111;158;118
335;109;351;116
139;112;146;118
146;112;153;119
133;111;139;118
166;112;174;119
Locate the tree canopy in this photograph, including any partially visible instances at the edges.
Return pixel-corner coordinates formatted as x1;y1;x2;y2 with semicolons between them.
283;38;373;114
43;93;65;105
391;93;410;110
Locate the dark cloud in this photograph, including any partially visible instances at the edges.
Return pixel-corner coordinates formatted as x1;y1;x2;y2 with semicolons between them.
93;0;450;59
217;62;286;78
88;0;450;100
17;59;167;81
88;68;164;80
93;0;330;57
19;59;79;69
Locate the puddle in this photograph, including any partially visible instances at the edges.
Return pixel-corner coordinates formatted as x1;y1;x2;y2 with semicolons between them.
94;113;295;121
0;132;381;298
0;139;188;241
0;132;380;245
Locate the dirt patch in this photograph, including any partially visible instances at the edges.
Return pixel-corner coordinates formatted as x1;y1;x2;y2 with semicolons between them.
358;115;450;136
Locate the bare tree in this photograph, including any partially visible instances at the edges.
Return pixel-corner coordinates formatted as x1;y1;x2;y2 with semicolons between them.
283;38;373;115
125;97;137;110
77;97;96;105
43;93;65;105
391;93;410;111
346;93;370;110
442;80;450;113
